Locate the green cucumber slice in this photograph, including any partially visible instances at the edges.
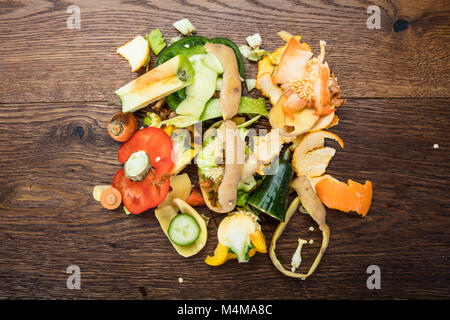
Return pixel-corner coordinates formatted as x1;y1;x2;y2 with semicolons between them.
168;214;201;246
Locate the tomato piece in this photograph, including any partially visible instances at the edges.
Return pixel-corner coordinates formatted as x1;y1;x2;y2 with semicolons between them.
118;127;174;178
186;187;206;206
113;169;170;214
113;127;174;214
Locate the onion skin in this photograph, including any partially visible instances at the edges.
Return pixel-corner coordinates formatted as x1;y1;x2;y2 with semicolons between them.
108;112;138;142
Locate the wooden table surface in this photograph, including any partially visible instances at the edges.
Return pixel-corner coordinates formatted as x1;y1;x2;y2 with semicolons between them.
0;0;448;300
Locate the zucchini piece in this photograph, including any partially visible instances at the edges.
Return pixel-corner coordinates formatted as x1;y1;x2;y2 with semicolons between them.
115;54;194;113
248;149;294;221
175;54;221;119
168;214;201;246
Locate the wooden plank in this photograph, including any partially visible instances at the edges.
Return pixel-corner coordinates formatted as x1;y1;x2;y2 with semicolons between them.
0;0;448;104
0;98;448;299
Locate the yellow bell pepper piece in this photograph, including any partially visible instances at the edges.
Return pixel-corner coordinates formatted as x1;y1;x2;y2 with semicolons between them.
163;124;174;136
227;248;256;261
250;230;267;253
257;56;274;78
145;112;161;127
205;242;229;266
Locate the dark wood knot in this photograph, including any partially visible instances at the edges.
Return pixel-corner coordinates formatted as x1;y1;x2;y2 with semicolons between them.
72;125;85;139
393;19;409;32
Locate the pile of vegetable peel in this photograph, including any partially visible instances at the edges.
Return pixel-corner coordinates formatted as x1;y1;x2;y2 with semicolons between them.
91;22;373;281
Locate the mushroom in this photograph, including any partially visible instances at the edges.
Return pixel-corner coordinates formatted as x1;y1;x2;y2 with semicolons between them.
204;43;241;120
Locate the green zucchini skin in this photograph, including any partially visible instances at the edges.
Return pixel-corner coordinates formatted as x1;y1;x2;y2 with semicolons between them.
156;36;245;111
248;150;293;222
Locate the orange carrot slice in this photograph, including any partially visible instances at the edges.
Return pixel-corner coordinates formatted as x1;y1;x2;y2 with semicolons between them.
100;187;122;210
315;178;373;217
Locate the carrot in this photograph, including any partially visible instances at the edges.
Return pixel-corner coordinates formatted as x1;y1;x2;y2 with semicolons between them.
186;188;206;207
107;112;138;142
100;187;122;210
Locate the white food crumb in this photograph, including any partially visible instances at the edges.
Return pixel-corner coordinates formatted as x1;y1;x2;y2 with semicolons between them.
433;144;439;149
309;239;314;244
309;226;314;232
239;45;251;58
173;18;196;35
246;33;262;49
245;78;256;92
178;277;184;284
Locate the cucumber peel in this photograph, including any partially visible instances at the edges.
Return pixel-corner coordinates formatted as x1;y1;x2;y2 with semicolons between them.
159;97;268;128
156;36;245;110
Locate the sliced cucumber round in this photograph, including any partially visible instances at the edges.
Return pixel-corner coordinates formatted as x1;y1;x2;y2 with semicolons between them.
168;214;201;247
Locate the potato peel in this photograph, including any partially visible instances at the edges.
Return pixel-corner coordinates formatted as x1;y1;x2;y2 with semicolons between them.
270;176;330;279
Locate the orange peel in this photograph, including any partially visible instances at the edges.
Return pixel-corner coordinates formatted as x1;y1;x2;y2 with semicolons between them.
315;178;373;217
292;130;344;178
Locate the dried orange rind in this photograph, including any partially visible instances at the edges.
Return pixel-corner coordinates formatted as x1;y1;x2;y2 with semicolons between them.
315;178;373;217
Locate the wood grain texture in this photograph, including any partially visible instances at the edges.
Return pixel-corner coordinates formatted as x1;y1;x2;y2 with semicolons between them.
0;0;449;300
0;0;449;103
0;98;449;299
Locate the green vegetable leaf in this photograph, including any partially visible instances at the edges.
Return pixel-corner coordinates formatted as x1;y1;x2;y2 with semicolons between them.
238;175;257;193
247;48;267;62
148;29;167;55
236;192;249;207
